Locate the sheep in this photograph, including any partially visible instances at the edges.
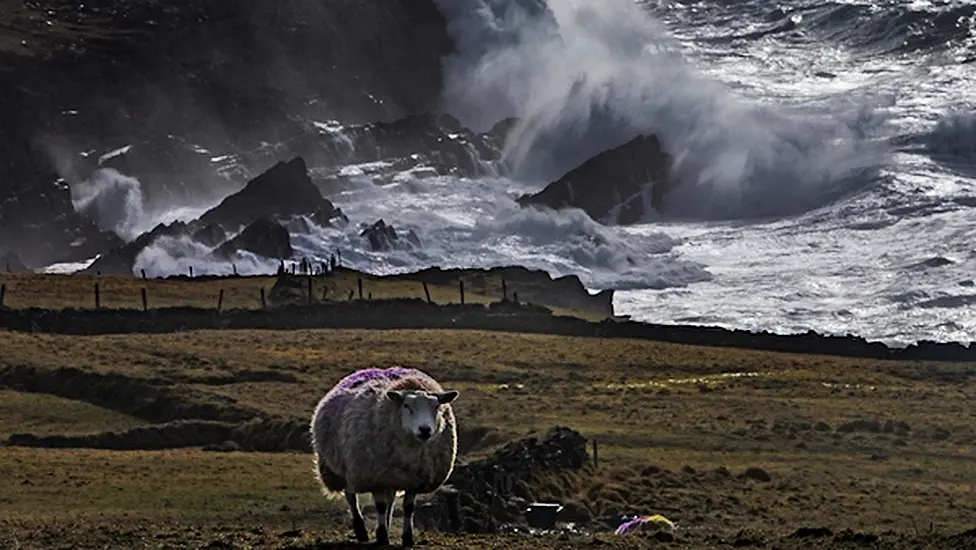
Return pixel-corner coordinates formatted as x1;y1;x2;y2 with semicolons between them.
310;366;460;547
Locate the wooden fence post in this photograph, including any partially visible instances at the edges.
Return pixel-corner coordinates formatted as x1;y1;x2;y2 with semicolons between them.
357;278;364;300
322;284;328;301
233;264;238;276
141;288;148;311
141;269;147;280
0;283;5;310
260;288;267;309
459;280;465;305
423;282;431;303
502;279;508;301
348;290;355;301
593;440;599;469
94;282;101;309
217;289;224;314
189;266;194;278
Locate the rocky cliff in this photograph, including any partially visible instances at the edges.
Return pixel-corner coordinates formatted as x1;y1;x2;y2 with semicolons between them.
0;0;455;268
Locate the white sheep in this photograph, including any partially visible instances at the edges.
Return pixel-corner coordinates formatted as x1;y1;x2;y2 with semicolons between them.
311;366;460;547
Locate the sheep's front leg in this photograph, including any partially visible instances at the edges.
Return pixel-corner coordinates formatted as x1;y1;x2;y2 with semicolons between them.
401;492;417;548
345;490;369;542
372;490;393;546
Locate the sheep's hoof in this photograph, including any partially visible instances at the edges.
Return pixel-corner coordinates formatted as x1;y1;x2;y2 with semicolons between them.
353;518;369;542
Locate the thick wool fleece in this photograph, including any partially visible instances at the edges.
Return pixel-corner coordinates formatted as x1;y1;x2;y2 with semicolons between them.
312;366;458;495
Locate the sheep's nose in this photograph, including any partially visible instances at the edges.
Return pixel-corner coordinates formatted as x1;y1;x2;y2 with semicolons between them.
418;426;432;439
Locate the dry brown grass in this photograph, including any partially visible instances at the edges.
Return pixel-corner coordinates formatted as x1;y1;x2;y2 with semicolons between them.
0;328;974;548
0;390;144;440
0;269;604;320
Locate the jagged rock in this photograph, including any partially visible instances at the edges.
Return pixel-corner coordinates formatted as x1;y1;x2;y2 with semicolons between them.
83;221;191;276
197;157;345;232
517;134;673;224
80;159;330;275
191;224;227;248
1;251;30;272
214;219;293;260
307;113;510;192
414;427;589;533
360;219;421;252
319;113;504;175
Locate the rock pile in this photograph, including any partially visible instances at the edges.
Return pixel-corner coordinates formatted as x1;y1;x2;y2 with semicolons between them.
414;426;590;533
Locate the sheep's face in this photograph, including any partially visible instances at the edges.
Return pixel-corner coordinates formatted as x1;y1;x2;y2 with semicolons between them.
387;389;459;443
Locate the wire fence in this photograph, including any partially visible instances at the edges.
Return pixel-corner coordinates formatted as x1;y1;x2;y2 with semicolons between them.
0;268;523;314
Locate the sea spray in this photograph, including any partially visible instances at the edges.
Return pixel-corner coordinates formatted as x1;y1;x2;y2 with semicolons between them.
435;0;894;220
70;168;148;241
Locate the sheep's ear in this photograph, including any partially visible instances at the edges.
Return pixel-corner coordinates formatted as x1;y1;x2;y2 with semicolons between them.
387;390;405;405
436;390;459;404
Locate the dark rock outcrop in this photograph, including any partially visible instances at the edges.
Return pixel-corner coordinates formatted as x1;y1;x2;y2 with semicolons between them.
517;135;674;225
360;219;422;252
415;427;590;533
197;157;345;232
84;221;191;276
82;158;329;274
214;219;293;260
307;113;510;193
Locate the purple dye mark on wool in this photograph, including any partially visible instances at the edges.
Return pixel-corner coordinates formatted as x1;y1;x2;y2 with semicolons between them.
337;367;417;390
316;367;419;422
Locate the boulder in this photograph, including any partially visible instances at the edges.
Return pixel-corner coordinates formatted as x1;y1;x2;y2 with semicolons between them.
214;219;293;260
360;219;421;252
197;157;346;232
517;134;673;225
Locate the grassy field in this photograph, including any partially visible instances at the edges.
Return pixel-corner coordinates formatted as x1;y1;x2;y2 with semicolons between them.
1;326;974;549
0;269;605;320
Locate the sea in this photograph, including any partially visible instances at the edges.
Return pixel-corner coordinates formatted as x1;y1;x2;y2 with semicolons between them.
53;0;976;349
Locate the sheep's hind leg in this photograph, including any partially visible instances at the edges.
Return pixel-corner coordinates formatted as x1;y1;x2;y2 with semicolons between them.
345;491;369;543
401;492;417;548
384;490;395;534
372;491;392;546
